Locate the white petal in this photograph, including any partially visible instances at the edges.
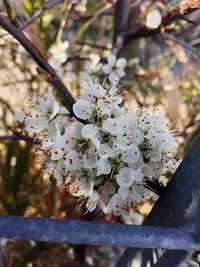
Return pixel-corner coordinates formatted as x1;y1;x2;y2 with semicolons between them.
86;191;99;211
145;130;161;146
47;86;53;102
15;111;25;123
87;83;106;97
145;9;162;29
108;72;119;83
116;58;127;69
107;54;116;66
133;129;144;145
73;99;92;120
67;121;84;139
160;133;178;152
59;107;69;114
97;159;111;175
103;118;124;134
132;169;143;182
83;153;97;169
102;64;112;74
81;124;98;139
123;144;140;162
116;68;125;78
50;101;60;119
118;187;128;200
91;135;101;150
88;190;99;201
116;167;135;188
38;97;47;111
99;144;113;159
65;150;81;171
152;112;166;130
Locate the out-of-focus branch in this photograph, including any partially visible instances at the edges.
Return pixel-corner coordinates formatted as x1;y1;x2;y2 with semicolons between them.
3;0;19;25
21;0;65;30
74;3;112;41
0;15;76;115
160;35;200;57
77;41;111;50
0;134;40;144
113;0;200;56
113;0;130;45
113;0;144;48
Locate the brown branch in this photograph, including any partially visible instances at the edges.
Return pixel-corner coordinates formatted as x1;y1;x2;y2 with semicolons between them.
0;134;40;144
76;41;111;50
113;0;130;45
160;34;200;58
0;14;76;115
113;0;200;56
3;0;19;25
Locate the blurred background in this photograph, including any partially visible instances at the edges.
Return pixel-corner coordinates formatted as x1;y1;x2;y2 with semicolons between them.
0;0;199;266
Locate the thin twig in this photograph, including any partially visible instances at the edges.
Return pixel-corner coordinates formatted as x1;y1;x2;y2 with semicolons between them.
55;1;74;44
160;35;200;57
0;134;40;144
77;41;111;50
2;0;19;25
74;3;112;41
0;14;76;115
21;0;65;30
113;0;200;56
0;0;65;38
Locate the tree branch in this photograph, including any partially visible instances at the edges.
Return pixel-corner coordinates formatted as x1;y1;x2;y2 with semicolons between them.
125;1;200;40
21;0;65;30
0;134;40;144
113;0;200;56
0;14;76;115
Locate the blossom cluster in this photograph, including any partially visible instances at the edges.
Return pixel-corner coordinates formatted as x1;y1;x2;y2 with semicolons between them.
16;80;179;216
81;54;127;84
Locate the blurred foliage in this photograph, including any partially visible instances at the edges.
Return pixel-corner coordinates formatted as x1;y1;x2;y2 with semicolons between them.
0;0;199;266
0;141;32;215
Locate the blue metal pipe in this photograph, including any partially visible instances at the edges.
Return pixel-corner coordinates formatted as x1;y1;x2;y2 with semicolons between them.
0;216;199;251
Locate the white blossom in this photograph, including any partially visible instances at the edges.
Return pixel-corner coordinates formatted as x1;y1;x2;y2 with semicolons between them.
19;74;179;216
102;54;127;82
145;9;162;29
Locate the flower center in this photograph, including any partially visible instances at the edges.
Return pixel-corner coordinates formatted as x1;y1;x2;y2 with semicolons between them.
74;138;90;154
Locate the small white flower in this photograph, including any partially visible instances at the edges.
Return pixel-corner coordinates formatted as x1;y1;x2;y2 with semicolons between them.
121;144;140;163
116;167;139;188
117;167;143;190
145;9;162;29
25;87;60;134
70;174;94;197
102;54;127;82
84;83;106;99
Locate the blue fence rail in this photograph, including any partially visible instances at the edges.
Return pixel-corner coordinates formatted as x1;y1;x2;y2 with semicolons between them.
0;216;199;251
